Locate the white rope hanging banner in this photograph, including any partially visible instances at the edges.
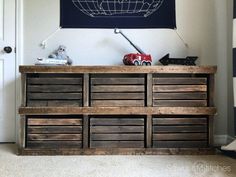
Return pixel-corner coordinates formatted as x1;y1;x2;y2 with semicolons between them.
40;27;62;49
174;28;189;48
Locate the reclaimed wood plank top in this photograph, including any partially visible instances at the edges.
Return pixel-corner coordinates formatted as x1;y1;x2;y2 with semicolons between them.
19;65;217;74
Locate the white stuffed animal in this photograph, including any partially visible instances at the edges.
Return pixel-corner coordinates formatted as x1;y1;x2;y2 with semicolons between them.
49;45;72;65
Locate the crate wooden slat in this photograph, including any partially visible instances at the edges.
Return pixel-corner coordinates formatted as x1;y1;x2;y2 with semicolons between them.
153;74;208;107
27;141;82;149
91;77;145;85
28;126;82;134
28;134;82;141
91;126;145;133
91;134;144;141
153;100;207;107
27;78;82;85
153;125;207;133
28;85;82;92
153;141;208;148
92;85;145;92
91;93;145;100
90;118;144;126
28;118;82;125
153;133;207;141
153;117;207;125
91;100;145;107
90;141;145;148
26;116;83;149
27;74;83;107
90;116;145;148
153;93;207;100
153;85;207;92
91;74;145;107
152;116;208;148
153;78;207;85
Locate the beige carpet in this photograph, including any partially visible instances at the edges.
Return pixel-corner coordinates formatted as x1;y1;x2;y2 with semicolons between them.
0;144;235;177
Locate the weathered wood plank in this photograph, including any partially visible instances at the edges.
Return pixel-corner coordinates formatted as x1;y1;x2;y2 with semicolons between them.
146;115;152;148
27;101;48;107
91;100;145;107
27;78;82;85
153;141;208;148
91;93;145;100
27;100;82;107
19;66;217;74
21;74;27;106
91;134;144;141
18;147;215;155
83;115;89;148
208;116;214;147
28;134;82;141
28;126;82;134
19;107;217;115
83;74;89;107
153;133;207;141
208;74;215;107
28;118;82;126
28;85;82;93
90;118;144;126
28;93;82;100
147;74;153;107
153;125;207;133
27;141;82;149
153;100;207;107
153;92;207;100
153;78;207;85
153;85;207;92
92;85;145;92
90;141;144;148
153;118;207;125
47;101;82;107
19;116;26;148
91;78;145;85
91;126;144;133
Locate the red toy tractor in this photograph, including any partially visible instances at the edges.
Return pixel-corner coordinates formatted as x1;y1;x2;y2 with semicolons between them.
114;29;152;66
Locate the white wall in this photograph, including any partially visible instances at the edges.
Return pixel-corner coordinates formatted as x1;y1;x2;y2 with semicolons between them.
23;0;234;138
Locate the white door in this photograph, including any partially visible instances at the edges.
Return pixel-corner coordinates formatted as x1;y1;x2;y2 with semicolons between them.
0;0;16;142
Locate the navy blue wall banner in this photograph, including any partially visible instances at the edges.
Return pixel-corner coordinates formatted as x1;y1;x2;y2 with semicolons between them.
60;0;176;29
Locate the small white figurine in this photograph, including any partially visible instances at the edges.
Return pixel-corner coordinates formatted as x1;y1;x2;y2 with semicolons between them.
49;45;72;65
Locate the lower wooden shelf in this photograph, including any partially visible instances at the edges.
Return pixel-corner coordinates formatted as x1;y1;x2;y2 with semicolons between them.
18;107;216;155
18;148;216;156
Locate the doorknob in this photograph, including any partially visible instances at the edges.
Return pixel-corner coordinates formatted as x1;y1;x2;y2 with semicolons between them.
3;46;12;54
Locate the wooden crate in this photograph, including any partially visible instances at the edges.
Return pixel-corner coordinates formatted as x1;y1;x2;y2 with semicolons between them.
153;74;208;107
152;116;208;148
26;115;83;149
27;74;83;107
90;116;145;148
90;74;146;107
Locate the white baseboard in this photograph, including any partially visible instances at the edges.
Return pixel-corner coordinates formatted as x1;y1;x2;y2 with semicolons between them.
214;135;235;146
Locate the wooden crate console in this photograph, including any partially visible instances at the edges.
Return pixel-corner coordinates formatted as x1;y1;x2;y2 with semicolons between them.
18;66;217;155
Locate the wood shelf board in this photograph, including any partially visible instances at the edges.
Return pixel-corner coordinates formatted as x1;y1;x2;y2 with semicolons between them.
19;66;217;74
18;148;215;155
19;107;217;115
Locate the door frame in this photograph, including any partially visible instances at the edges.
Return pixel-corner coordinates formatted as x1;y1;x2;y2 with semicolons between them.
15;0;24;143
